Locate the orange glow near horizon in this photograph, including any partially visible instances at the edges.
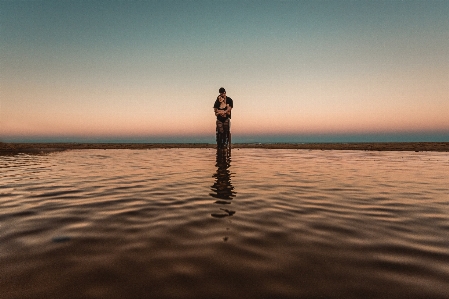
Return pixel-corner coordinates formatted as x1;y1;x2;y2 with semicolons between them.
2;79;448;139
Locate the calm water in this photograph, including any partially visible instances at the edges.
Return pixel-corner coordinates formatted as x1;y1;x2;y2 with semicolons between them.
1;149;448;299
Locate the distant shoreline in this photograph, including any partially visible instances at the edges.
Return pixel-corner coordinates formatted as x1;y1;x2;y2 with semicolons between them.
1;142;448;155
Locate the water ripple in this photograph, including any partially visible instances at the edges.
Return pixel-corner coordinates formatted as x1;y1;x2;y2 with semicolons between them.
1;149;448;299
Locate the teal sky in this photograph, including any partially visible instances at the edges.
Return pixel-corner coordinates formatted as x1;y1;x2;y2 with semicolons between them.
1;1;448;142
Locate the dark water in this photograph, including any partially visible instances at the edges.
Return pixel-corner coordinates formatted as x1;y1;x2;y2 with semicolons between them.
1;149;448;299
3;131;449;143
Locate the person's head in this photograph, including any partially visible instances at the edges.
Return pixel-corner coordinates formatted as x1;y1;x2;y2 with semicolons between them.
217;95;225;103
219;87;226;97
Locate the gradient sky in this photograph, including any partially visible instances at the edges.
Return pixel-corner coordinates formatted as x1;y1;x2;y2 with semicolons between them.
1;0;448;141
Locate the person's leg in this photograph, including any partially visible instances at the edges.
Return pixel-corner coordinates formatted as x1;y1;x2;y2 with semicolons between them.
216;120;224;148
227;119;231;149
226;118;231;147
221;119;229;147
216;120;224;134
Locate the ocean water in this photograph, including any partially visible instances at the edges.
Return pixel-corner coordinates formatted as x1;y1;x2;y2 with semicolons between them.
1;149;448;299
2;131;449;143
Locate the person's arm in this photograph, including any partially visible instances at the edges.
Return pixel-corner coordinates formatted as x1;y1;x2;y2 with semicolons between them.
214;99;223;116
224;98;233;115
220;104;231;116
214;108;227;117
214;107;225;116
213;101;219;116
225;104;232;115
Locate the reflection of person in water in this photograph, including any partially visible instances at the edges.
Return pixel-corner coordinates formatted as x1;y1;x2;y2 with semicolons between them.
210;149;236;218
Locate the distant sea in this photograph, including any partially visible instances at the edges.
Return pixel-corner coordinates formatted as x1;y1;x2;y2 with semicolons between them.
2;132;448;143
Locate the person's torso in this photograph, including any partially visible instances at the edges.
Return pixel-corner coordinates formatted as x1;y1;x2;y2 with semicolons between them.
217;105;228;121
214;96;233;119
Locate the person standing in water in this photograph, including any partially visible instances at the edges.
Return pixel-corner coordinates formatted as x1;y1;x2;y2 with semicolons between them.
213;87;233;148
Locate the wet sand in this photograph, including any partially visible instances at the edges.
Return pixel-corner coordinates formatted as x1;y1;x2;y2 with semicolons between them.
1;142;448;155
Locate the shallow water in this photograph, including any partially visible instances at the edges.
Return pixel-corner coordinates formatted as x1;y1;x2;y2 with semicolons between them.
1;149;448;299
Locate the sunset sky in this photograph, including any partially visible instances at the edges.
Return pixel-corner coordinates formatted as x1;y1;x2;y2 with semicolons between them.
1;1;448;142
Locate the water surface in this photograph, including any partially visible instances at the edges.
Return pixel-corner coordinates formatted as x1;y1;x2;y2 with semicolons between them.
1;149;448;298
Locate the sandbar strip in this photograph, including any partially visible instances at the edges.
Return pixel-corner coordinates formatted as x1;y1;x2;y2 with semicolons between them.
1;142;448;155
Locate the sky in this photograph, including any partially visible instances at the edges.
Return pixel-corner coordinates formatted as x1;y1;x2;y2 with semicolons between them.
1;0;448;143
